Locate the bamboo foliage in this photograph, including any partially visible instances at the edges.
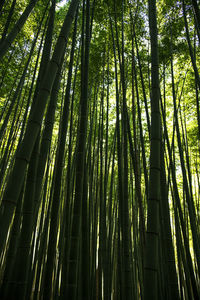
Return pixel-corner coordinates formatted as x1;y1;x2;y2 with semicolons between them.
0;0;200;299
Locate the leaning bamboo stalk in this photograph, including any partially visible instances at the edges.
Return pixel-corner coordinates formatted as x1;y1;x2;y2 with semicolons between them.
0;0;80;259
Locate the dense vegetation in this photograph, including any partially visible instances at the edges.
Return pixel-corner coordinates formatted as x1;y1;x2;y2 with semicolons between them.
0;0;200;299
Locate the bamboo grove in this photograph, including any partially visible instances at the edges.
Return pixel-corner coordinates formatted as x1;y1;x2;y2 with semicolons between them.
0;0;200;299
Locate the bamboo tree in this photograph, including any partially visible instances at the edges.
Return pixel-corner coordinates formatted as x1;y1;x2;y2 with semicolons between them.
0;0;80;257
109;9;126;298
0;1;200;298
182;0;200;90
0;0;17;43
59;47;79;300
67;0;90;298
13;140;39;300
0;190;23;299
0;0;41;60
42;9;78;298
170;50;200;276
144;0;161;299
0;13;46;144
160;138;179;299
131;26;146;249
160;95;200;299
191;0;200;33
131;37;149;202
119;1;133;298
33;0;57;214
133;25;151;136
